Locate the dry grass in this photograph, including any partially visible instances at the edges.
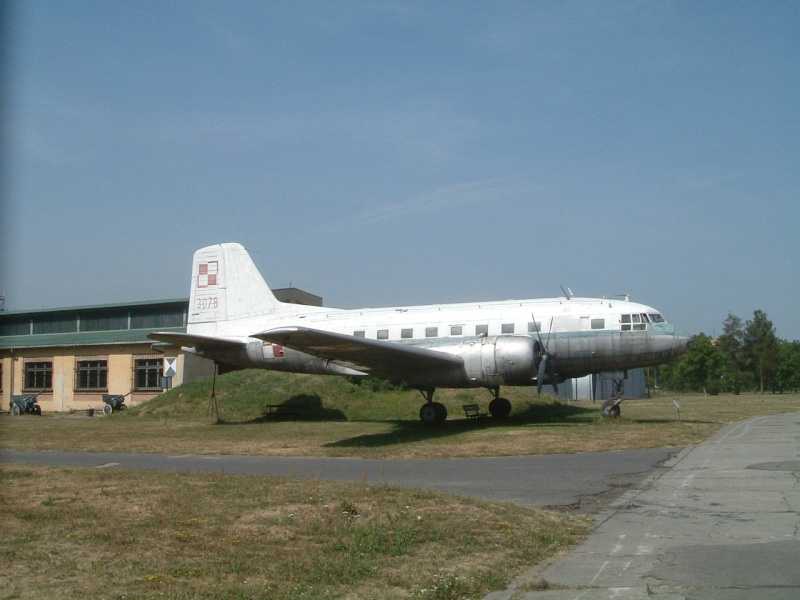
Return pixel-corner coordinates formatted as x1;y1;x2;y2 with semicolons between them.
2;384;798;598
0;464;588;599
2;392;799;459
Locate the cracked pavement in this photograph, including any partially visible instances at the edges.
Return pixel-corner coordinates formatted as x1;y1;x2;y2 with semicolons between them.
487;412;800;599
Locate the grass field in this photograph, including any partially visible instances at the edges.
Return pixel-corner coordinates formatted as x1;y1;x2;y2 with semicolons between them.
2;371;799;598
3;370;800;458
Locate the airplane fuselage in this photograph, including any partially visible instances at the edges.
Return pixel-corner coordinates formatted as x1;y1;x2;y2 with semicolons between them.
188;296;687;389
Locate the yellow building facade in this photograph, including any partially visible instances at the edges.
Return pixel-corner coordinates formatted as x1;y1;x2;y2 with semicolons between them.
0;299;201;413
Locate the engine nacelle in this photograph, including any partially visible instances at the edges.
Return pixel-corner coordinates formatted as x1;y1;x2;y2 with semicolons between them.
449;335;537;387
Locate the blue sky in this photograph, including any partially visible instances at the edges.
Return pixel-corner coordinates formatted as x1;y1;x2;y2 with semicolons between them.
2;1;799;340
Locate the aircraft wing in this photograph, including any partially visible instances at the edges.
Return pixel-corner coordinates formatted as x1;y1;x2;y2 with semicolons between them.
148;332;246;352
254;326;464;379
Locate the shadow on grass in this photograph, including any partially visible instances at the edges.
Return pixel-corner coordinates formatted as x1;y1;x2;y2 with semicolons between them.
215;394;347;425
326;401;601;448
511;401;599;423
324;419;480;448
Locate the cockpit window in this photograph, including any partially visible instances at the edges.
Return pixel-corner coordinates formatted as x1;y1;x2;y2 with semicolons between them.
621;314;648;331
649;313;665;323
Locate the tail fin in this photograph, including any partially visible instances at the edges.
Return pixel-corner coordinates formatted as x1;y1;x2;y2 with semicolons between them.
189;243;284;332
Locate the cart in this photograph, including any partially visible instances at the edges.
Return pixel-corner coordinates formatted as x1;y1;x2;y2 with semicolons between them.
10;390;45;416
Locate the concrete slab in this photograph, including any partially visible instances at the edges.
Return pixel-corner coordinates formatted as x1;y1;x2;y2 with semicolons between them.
488;412;800;599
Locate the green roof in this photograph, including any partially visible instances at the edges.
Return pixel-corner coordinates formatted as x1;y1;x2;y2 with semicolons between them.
0;298;188;350
0;327;186;349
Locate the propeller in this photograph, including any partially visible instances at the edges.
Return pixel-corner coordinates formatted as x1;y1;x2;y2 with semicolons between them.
531;314;558;394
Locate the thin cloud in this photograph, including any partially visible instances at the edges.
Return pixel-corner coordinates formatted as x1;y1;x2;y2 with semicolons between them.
312;179;524;234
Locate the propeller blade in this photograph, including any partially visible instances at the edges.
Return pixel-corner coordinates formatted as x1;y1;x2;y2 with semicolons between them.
537;355;549;394
546;358;558;395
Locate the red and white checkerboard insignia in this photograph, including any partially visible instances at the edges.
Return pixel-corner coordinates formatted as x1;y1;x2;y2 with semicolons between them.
197;261;219;288
261;342;285;359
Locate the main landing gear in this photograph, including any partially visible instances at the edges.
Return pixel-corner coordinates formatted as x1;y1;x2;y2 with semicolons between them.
418;389;447;425
488;387;511;418
417;387;513;425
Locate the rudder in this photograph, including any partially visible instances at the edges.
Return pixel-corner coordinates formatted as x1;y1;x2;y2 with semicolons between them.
189;243;282;331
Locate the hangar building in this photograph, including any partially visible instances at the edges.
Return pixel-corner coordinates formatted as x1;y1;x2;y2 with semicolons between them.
0;288;321;413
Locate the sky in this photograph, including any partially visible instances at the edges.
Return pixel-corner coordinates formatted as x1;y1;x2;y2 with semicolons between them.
2;1;799;340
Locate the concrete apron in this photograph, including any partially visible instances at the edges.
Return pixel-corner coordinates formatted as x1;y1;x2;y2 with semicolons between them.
488;411;800;600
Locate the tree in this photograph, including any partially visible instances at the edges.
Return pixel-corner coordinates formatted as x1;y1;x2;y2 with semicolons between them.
742;310;780;394
716;313;744;394
775;340;800;393
669;333;729;393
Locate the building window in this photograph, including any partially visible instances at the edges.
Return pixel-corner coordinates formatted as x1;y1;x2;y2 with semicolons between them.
75;359;108;391
501;323;515;334
134;358;163;391
450;325;463;336
24;361;52;391
591;318;605;329
476;324;488;336
425;327;438;338
401;328;413;339
377;329;389;340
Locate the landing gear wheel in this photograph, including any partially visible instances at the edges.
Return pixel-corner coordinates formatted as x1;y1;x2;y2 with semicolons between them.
601;399;621;419
489;397;512;418
419;402;447;425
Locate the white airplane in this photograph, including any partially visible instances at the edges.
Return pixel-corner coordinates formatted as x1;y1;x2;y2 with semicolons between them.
150;243;690;424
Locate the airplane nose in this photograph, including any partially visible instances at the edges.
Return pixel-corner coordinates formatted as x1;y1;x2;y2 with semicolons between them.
673;326;692;354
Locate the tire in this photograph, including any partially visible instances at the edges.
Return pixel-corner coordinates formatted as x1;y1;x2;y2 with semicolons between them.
11;405;21;416
489;397;512;418
420;403;439;425
601;399;621;419
420;402;447;425
33;404;42;415
103;404;112;416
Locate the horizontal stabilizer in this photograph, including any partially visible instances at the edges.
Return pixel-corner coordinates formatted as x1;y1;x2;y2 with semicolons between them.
148;332;246;352
255;326;463;379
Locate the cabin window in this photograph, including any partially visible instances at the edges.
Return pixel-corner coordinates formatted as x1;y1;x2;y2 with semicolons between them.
591;318;605;330
476;324;488;336
501;323;515;334
377;329;389;340
354;330;365;337
75;359;108;391
425;327;438;338
450;325;463;336
527;322;541;333
401;328;413;339
24;361;52;391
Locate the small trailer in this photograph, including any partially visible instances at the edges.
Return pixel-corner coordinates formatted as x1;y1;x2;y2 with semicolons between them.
10;391;45;416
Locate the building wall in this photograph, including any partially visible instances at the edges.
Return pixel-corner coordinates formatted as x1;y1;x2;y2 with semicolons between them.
1;344;186;413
